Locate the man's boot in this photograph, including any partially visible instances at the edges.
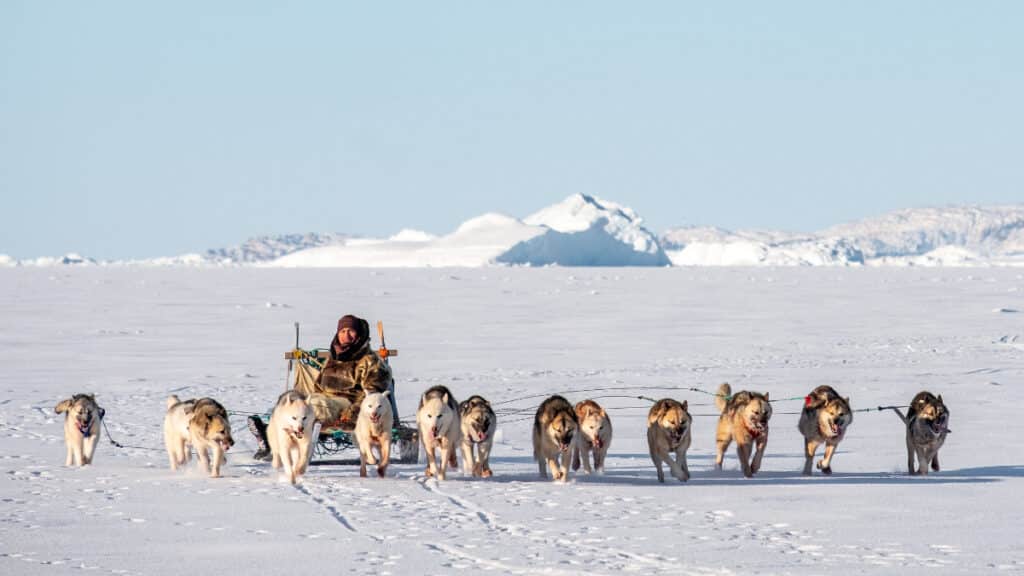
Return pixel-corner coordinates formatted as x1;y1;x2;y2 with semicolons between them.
247;415;272;461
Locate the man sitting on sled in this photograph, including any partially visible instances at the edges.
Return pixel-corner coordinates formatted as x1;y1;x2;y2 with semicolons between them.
249;314;394;461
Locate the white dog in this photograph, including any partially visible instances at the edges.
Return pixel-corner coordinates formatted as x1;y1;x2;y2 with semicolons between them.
267;390;315;484
417;385;461;480
163;396;235;478
55;394;104;466
355;391;394;478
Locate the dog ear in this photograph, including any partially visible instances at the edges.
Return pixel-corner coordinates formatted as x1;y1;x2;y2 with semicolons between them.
681;400;688;412
648;401;665;425
442;393;449;405
845;397;850;406
382;390;391;398
763;392;770;401
55;398;72;414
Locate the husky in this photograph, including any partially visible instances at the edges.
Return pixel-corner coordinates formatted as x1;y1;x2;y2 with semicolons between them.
417;385;461;480
890;391;950;475
163;396;235;478
646;398;692;483
55;394;104;466
714;383;772;478
572;399;612;475
533;395;578;482
267;390;315;484
797;385;853;475
355;391;394;478
459;395;496;478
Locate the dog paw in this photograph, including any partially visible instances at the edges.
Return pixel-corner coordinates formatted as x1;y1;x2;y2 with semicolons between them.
377;466;387;478
820;466;832;475
480;467;492;478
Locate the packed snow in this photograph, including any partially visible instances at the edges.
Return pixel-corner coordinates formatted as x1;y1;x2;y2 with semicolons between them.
2;267;1023;575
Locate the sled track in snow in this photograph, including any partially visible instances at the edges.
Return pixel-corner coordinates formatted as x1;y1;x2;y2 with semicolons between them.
412;474;725;575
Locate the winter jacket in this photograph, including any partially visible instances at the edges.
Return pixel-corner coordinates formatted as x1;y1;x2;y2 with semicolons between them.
316;341;392;420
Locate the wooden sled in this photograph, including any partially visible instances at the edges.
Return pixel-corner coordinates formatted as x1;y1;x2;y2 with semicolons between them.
279;321;419;465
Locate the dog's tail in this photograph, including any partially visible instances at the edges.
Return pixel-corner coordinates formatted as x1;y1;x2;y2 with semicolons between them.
166;395;180;411
715;383;731;414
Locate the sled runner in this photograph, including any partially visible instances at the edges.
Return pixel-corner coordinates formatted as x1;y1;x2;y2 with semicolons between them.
277;322;419;465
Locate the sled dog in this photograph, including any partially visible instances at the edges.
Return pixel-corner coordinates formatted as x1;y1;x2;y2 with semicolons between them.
714;383;772;477
55;394;104;466
355;391;394;478
459;395;496;478
890;391;950;475
417;385;460;480
533;395;578;482
572;399;612;475
268;390;315;484
646;398;692;483
797;385;853;475
163;396;235;478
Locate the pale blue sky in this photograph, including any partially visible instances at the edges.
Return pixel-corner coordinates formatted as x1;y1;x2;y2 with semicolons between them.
1;1;1021;259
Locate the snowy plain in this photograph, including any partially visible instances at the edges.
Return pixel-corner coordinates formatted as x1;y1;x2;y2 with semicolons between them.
1;267;1023;575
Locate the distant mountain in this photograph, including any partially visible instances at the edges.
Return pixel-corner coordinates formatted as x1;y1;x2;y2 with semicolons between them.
661;205;1024;267
4;202;1023;268
201;232;350;264
823;205;1024;260
271;194;669;267
500;194;669;266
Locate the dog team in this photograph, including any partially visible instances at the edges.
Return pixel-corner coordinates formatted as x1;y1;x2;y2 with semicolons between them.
55;383;951;483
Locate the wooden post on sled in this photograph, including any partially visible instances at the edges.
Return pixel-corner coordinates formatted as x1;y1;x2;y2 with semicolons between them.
280;320;417;465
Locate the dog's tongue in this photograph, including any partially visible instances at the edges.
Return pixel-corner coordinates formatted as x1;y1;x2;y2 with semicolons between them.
478;432;488;442
593;437;603;449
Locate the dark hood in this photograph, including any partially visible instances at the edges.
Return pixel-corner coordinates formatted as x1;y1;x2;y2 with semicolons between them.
330;316;371;361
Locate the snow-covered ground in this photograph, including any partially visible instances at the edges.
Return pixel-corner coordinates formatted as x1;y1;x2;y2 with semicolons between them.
1;267;1022;575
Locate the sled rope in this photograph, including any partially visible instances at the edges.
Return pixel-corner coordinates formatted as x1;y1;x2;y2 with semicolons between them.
100;418;162;451
772;405;910;416
491;386;916;422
